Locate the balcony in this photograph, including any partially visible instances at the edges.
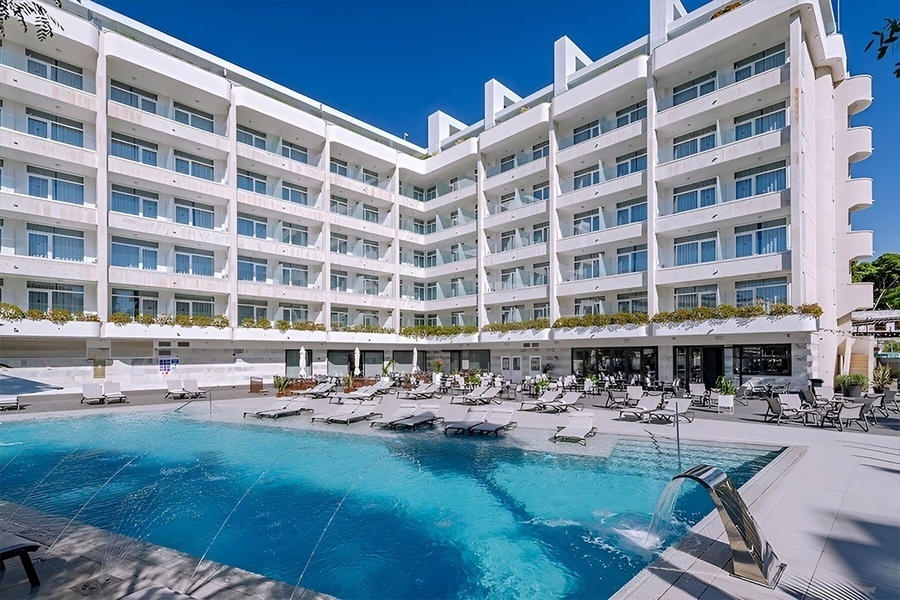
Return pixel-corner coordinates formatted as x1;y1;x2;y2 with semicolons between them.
483;240;547;269
556;119;646;169
551;323;649;342
651;313;818;339
0;191;97;227
837;282;874;318
557;271;647;298
836;178;872;214
235;142;325;184
329;205;394;238
108;266;231;295
839;126;873;164
480;102;551;154
107;100;228;157
233;326;327;344
0;128;98;174
1;319;100;339
108;156;230;203
556;222;646;255
236;236;324;264
237;189;324;219
103;321;231;341
837;74;872;116
330;244;395;274
656;127;789;183
398;178;477;207
553;54;648;120
108;212;230;248
398;210;477;242
0;254;97;282
836;230;873;264
655;252;791;287
0;49;97;117
483;274;548;306
557;170;645;210
656;190;788;234
483;155;549;194
329;167;393;203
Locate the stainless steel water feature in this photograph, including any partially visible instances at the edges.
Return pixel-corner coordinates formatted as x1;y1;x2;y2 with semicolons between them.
672;464;786;588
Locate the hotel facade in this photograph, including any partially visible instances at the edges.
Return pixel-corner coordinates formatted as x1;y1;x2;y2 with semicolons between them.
0;0;874;390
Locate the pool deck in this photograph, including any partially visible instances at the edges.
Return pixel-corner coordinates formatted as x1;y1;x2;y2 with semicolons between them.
1;385;898;599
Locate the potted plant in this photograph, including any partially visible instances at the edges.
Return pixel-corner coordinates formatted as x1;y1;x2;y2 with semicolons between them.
835;373;868;398
433;358;444;373
872;364;894;393
714;375;736;406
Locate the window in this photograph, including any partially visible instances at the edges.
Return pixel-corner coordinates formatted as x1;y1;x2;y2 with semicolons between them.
281;141;308;163
449;177;459;191
174;151;214;180
175;294;214;318
500;268;521;290
426;250;437;268
110;185;158;219
734;102;787;141
359;310;379;327
110;80;157;113
26;50;82;89
734;43;786;82
110;132;157;165
362;169;379;185
27;224;84;262
27;166;84;204
617;244;648;273
278;303;308;323
673;179;717;213
330;269;348;292
362;205;379;223
735;161;787;199
426;314;438;327
575;297;605;316
413;313;426;326
363;276;379;296
573;165;600;190
499;193;515;213
736;277;789;307
413;251;425;268
500;155;516;173
574;253;602;280
616;101;647;128
363;240;379;259
331;308;349;329
501;305;524;323
410;219;425;234
616;150;647;177
281;263;308;287
532;222;549;245
330;196;349;216
735;219;788;257
532;141;549;160
533;181;550;202
451;312;466;326
238;300;268;324
616;197;648;226
238;213;268;240
672;125;716;159
674;232;718;266
330;158;348;176
281;223;308;247
237;256;267;282
330;234;348;254
426;282;437;301
237;169;266;194
27;281;84;313
425;186;437;201
673;72;716;106
425;219;437;234
574;210;601;235
533;303;549;320
413;283;425;301
675;285;718;309
450;277;464;297
448;210;459;228
617;292;648;314
412;187;425;202
733;344;792;378
281;182;308;205
237;125;266;149
112;288;158;317
173;102;214;133
573;120;600;145
533;262;549;286
174;246;214;276
26;108;83;147
110;236;157;270
500;231;516;252
174;200;214;229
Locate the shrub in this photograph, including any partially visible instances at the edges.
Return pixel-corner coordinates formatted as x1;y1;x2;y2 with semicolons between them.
334;324;394;334
689;306;716;321
24;309;46;321
109;312;133;326
768;303;794;317
211;315;229;328
796;303;823;318
174;314;193;328
255;318;272;330
0;302;24;321
872;364;894;391
191;315;212;328
75;312;100;322
155;314;175;326
714;304;739;319
736;305;766;318
136;313;156;326
482;319;549;333
835;373;868;389
292;321;326;332
275;319;291;333
241;317;257;328
715;375;737;395
46;309;73;325
399;325;477;338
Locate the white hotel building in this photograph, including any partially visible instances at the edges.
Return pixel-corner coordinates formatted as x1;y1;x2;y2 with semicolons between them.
0;0;874;390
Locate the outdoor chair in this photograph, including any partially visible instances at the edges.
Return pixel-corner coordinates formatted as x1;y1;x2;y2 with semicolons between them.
763;393;817;425
0;532;42;587
0;396;21;411
821;401;869;432
688;383;709;407
551;414;597;445
884;389;899;413
626;386;645;405
182;379;210;400
646;398;695;424
102;381;128;404
81;383;105;405
618;396;667;422
538;391;584;413
863;394;887;426
165;379;190;400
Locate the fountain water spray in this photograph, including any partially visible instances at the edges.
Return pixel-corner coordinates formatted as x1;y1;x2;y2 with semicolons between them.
4;447;81;523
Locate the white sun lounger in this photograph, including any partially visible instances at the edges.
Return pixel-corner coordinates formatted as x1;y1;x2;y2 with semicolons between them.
619;396;667;422
370;403;419;428
102;382;128;404
243;400;291;418
537;391;584;413
402;383;439;400
551;414;597;445
165;379;190;400
390;405;444;430
311;402;382;425
443;406;489;435
647;398;695;423
256;400;313;419
0;396;22;411
81;383;105;405
520;390;561;411
467;407;517;436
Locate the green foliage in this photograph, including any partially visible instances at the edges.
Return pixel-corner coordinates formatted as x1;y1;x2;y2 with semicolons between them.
273;375;292;395
382;357;396;376
1;0;63;41
865;18;900;78
400;324;478;338
241;317;257;328
872;364;895;391
736;305;766;318
24;309;45;321
768;303;795;317
796;303;824;318
433;358;444;373
333;324;394;334
275;319;291;333
852;253;900;309
534;378;549;392
835;373;868;389
155;314;175;326
715;376;737;395
482;318;550;333
135;313;155;326
74;312;100;322
174;314;193;328
211;314;229;328
880;340;900;353
109;312;133;326
292;321;326;332
255;318;272;330
191;315;212;328
553;312;648;328
0;302;24;321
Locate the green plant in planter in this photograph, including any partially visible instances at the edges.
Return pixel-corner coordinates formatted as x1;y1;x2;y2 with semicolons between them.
191;315;212;328
534;378;549;392
714;376;737;395
47;309;73;325
109;312;133;326
382;357;396;376
211;314;229;328
135;313;155;326
275;319;291;333
714;304;740;319
273;375;292;396
872;364;894;392
768;303;794;317
255;318;272;330
174;314;193;328
835;373;868;396
241;317;256;328
24;309;46;321
75;312;100;322
796;303;823;318
433;358;444;373
0;302;24;321
155;314;175;326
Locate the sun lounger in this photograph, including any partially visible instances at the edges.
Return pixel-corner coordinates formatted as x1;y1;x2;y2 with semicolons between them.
102;382;128;404
601;389;630;409
551;414;597;445
443;406;489;435
81;383;106;405
619;396;666;421
256;400;313;419
626;386;645;405
451;386;489;404
537;391;584;413
390;406;444;430
311;402;382;425
243;400;290;418
647;398;695;423
182;379;211;400
467;407;517;436
0;532;42;587
462;386;502;405
370;403;419;428
402;383;439;400
292;382;334;399
0;396;21;411
520;390;561;411
165;379;190;400
687;383;710;407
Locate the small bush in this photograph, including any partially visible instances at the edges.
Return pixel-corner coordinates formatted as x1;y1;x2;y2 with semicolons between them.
25;309;46;321
155;314;175;326
482;319;550;333
241;317;256;328
737;305;766;318
796;303;823;318
255;318;272;330
689;306;716;321
714;304;739;319
211;315;229;328
109;312;133;326
399;325;478;338
292;321;326;332
47;309;73;325
0;303;25;321
174;314;193;328
191;315;212;328
136;313;156;326
275;319;291;333
75;312;100;322
768;303;794;317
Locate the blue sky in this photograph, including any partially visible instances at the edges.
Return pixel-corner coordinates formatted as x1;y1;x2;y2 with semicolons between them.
94;0;897;257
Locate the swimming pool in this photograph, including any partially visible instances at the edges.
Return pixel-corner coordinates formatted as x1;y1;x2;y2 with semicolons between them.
0;413;782;598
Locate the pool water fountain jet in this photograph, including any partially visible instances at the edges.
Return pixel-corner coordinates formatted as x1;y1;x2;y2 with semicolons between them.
3;447;81;523
662;464;786;588
644;479;685;549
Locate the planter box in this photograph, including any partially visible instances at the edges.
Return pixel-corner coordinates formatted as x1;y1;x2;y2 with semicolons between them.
396;333;480;346
479;328;552;344
233;328;327;343
1;320;100;338
102;322;232;341
328;331;398;344
551;325;649;341
650;314;817;337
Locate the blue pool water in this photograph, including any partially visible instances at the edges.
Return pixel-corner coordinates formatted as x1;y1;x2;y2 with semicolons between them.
0;413;782;598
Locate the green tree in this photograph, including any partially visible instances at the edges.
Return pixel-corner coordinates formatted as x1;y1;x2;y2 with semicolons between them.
1;0;63;41
866;18;900;78
852;253;900;309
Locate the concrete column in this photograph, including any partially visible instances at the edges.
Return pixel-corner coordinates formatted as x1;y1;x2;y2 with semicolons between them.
225;83;239;328
322;125;333;331
94;30;110;322
645;60;660;316
788;12;804;304
390;153;400;332
475;154;487;331
547;109;561;325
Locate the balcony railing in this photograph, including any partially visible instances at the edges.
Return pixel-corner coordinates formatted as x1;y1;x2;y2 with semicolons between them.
399;245;477;268
659;125;789;163
559;165;627;194
398;210;476;234
398;177;477;202
488;270;548;292
485;150;545;179
487;190;547;215
331;240;393;262
658;60;788;112
331;165;393;191
0;48;96;93
400;281;477;301
330;203;393;228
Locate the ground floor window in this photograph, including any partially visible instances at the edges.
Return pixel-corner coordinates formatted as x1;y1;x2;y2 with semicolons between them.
392;350;427;373
285;349;313;378
450;349;490;373
674;346;724;389
571;347;657;381
732;344;791;382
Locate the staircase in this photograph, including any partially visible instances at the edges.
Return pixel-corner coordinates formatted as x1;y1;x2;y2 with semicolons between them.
849;353;869;376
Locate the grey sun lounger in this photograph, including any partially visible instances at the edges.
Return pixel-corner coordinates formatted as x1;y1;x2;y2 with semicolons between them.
451;386;488;404
443;406;489;435
370;403;419;428
551;414;597;445
463;386;502;405
311;402;382;425
292;382;335;398
256;400;313;419
520;390;561;411
0;531;42;587
619;397;667;422
467;407;517;436
537;391;584;413
401;383;439;400
390;408;444;430
243;400;290;418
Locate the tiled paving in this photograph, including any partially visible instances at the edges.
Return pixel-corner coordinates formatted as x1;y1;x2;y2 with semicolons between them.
1;384;898;599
